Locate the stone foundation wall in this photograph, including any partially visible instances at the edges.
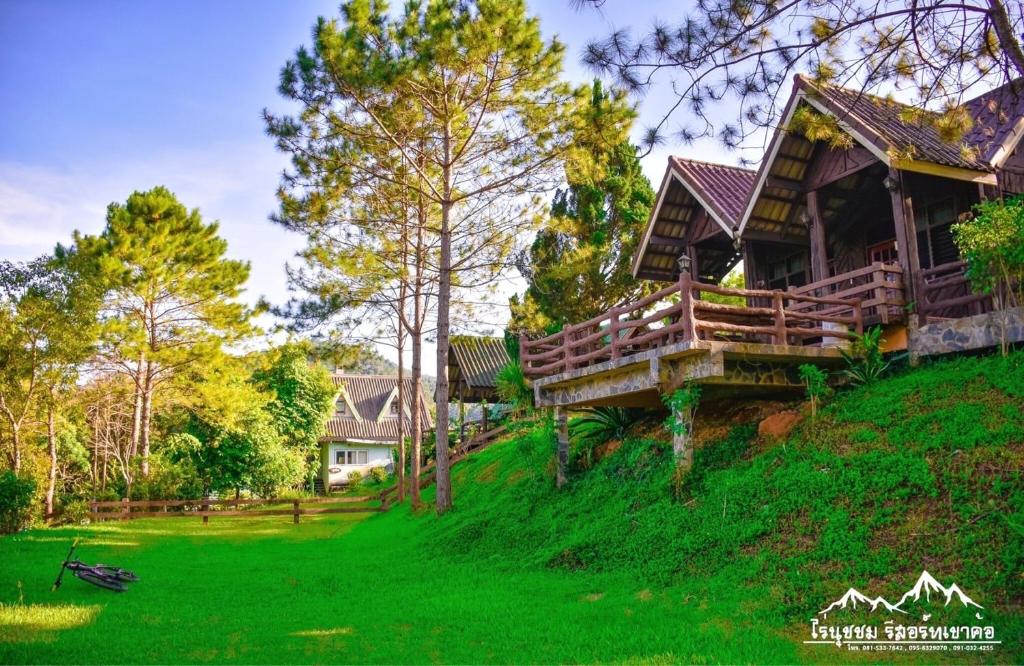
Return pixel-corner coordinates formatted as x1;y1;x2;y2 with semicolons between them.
908;306;1024;358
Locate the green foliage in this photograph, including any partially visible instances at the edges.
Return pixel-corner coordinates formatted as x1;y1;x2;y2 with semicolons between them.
511;79;655;333
798;364;832;418
700;267;746;306
838;326;890;385
788;105;854;150
0;472;35;534
347;471;363;487
369;466;388;484
569;407;644;470
495;362;532;413
662;384;701;437
953;195;1024;308
251;343;336;486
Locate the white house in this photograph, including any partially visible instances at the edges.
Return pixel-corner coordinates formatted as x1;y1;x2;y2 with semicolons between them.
320;374;433;490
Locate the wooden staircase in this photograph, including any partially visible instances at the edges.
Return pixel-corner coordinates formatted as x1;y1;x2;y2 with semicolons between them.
379;424;509;502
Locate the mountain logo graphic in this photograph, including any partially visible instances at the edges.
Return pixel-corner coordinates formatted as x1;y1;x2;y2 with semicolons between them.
818;571;983;618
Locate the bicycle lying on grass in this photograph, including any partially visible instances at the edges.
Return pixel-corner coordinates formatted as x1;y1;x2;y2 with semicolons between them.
53;539;139;592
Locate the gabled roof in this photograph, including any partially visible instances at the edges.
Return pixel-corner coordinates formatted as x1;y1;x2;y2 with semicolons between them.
323;374;432;443
632;157;755;281
738;74;1020;237
449;336;511;389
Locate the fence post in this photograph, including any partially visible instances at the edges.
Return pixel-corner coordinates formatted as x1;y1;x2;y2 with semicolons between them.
609;308;621;360
679;272;695;342
202;499;209;524
561;325;572;372
293;499;300;524
89;500;98;523
121;497;129;521
853;299;864;335
772;292;787;345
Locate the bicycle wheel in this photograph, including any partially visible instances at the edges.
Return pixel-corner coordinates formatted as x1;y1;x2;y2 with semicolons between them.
94;566;139;582
74;571;126;592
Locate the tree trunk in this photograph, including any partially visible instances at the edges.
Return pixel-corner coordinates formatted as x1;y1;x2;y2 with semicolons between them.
397;326;407;503
129;356;144;461
411;315;423;507
45;402;58;519
139;361;154;477
434;198;453;514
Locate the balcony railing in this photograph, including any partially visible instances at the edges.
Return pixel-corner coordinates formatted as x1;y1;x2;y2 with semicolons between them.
915;260;992;324
789;262;906;325
521;274;864;379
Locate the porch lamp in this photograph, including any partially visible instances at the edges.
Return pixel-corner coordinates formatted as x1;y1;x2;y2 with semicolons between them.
883;174;898;192
677;253;692;274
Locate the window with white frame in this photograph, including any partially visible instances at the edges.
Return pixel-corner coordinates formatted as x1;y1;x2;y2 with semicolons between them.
335;449;368;465
335;400;348;416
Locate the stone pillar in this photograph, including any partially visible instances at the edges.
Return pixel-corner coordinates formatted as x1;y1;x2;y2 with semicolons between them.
555;406;569;488
671;405;693;471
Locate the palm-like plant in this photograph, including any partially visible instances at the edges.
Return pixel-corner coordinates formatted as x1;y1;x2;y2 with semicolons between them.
495;362;532;413
839;326;891;385
570;407;643;469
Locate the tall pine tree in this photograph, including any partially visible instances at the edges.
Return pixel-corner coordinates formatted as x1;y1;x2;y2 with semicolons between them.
511;81;655;334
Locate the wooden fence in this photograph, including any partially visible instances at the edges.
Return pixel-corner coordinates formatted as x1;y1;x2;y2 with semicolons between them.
790;263;905;324
916;260;992;324
89;495;388;523
521;273;864;379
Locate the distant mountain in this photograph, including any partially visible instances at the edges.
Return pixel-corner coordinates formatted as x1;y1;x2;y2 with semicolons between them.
893;570;983;610
819;588;904;617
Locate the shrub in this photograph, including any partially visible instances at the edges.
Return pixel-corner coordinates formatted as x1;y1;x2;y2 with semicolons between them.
58;499;91;525
839;326;890;385
798;364;832;418
0;471;36;535
347;470;363;487
369;466;388;484
570;407;644;470
495;362;532;412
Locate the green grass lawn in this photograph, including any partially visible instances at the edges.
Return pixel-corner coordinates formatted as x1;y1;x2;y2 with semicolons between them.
2;351;1022;664
1;510;810;664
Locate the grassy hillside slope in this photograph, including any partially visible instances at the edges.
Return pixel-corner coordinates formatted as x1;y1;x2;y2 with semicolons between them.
432;350;1024;654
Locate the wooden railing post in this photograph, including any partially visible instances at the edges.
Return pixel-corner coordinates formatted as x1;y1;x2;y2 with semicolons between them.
561;325;572;371
293;499;301;524
202;499;210;524
89;500;98;522
121;497;129;521
772;292;787;345
609;308;621;359
853;298;864;335
519;333;528;375
679;272;695;342
871;263;889;324
915;271;929;325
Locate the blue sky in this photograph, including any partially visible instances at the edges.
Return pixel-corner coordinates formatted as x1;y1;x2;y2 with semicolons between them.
0;0;743;363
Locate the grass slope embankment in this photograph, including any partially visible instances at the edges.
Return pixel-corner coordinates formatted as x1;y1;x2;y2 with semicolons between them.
0;351;1021;663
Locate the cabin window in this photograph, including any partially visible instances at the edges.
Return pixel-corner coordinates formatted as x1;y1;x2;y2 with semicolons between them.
335;401;348;417
915;198;959;269
335;450;368;465
389;399;400;415
766;252;808;290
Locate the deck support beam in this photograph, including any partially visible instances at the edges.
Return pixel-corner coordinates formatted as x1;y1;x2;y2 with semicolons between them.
554;407;569;488
671;405;693;472
806;188;829;283
888;168;922;308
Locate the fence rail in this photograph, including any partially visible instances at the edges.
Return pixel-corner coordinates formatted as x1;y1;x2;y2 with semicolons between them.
916;260;992;324
89;495;388;523
790;262;905;324
521;273;865;379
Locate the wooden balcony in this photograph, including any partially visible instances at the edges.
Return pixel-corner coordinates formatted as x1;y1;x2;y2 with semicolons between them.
915;260;992;324
790;262;906;326
521;273;869;381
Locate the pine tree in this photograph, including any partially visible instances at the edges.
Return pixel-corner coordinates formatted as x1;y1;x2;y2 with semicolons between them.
512;80;655;333
72;186;254;477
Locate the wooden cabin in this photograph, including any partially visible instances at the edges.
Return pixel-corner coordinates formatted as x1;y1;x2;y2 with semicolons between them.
521;74;1024;410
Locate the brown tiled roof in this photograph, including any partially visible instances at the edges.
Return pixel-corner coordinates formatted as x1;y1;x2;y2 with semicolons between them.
668;157;757;228
322;374;432;443
800;75;1024;171
449;336;511;389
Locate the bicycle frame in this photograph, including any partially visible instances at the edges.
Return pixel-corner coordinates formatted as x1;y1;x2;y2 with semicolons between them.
52;538;80;591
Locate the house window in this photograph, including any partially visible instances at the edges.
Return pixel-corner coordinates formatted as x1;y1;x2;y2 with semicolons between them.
335;450;368;465
335;400;347;416
916;198;960;269
390;399;400;416
766;252;808;290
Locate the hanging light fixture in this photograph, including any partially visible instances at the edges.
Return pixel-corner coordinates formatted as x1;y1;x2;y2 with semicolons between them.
677;253;692;274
